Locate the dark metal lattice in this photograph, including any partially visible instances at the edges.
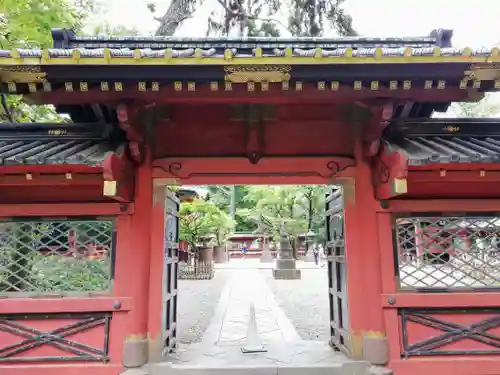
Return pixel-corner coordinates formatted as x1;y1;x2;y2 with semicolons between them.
0;313;110;362
395;216;500;290
163;189;179;355
400;309;500;357
178;261;214;280
326;186;350;355
0;219;115;295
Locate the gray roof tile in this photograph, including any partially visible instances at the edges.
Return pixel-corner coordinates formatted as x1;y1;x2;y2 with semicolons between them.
0;46;493;60
390;136;500;165
0;139;118;166
2;28;481;60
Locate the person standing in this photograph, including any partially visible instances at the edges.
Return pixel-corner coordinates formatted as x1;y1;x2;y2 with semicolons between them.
319;244;326;267
241;242;247;259
313;244;319;266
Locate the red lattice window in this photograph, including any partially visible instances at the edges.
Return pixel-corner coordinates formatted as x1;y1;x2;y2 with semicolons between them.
394;215;500;290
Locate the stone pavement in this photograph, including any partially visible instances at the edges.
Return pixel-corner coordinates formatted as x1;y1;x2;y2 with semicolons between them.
214;258;326;270
164;266;359;369
201;269;301;348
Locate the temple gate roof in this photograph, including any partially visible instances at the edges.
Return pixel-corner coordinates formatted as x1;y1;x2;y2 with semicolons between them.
0;28;498;99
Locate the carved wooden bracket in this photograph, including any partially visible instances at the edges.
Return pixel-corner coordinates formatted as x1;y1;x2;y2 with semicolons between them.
363;103;394;158
102;144;134;202
373;142;409;200
116;103;146;164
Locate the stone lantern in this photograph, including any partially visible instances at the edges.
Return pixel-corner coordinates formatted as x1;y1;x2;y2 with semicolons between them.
273;226;301;280
304;230;316;262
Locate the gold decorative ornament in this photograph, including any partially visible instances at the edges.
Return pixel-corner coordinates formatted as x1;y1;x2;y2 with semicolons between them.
48;129;68;135
0;66;46;83
80;82;88;91
7;82;16;92
224;65;291;83
442;126;460;133
464;63;500;82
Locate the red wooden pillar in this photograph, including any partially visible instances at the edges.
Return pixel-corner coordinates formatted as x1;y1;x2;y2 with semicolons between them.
113;160;153;367
344;140;385;357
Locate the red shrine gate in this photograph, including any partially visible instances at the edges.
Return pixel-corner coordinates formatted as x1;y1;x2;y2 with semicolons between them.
1;28;500;375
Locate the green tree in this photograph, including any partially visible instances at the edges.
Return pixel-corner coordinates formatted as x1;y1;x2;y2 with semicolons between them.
212;209;236;246
299;185;328;244
240;186;307;241
179;198;234;250
205;185;256;232
236;185;328;251
0;0;97;49
0;0;98;123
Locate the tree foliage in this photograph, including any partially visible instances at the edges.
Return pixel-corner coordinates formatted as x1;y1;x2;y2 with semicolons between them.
0;0;98;123
180;199;235;249
205;185;257;232
237;185;328;243
0;0;97;49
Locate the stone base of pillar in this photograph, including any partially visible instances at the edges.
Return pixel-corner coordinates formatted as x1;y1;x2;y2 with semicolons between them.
275;259;297;269
273;268;301;279
273;233;301;279
123;337;148;368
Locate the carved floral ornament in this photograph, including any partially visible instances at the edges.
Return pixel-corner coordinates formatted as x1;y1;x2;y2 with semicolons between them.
463;63;500;83
0;66;46;83
224;65;291;83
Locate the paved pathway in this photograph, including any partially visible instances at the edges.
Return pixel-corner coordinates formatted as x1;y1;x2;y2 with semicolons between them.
167;266;351;367
202;269;301;347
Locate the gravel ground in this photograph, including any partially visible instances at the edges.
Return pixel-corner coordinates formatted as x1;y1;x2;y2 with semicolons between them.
177;270;229;344
263;268;331;341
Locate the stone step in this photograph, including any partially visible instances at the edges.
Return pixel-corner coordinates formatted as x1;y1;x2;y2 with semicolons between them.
148;361;375;375
121;363;392;375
